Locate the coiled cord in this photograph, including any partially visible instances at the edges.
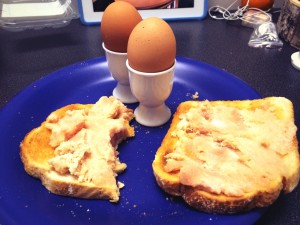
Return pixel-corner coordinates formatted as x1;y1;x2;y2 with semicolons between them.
208;0;272;25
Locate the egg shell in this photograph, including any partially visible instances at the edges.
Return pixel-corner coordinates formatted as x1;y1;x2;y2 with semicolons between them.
101;1;142;53
127;17;176;73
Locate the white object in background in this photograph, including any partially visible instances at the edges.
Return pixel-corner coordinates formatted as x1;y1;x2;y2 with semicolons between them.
1;0;71;18
208;0;240;10
291;52;300;71
103;43;138;104
208;0;284;10
127;60;176;127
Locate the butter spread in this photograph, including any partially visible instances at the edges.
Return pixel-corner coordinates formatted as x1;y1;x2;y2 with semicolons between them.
164;101;297;197
45;96;132;187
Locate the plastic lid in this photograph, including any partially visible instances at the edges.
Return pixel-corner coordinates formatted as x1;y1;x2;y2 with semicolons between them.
0;0;79;31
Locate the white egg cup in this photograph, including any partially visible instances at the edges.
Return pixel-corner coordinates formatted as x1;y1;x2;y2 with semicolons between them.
126;60;176;127
102;43;138;104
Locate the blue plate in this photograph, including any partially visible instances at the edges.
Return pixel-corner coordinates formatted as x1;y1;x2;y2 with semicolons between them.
0;56;263;225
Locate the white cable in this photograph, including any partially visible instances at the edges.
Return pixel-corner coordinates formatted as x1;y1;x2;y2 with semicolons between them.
208;0;272;25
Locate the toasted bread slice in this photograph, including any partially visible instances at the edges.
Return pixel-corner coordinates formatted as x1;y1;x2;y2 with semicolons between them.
152;97;300;214
20;96;134;202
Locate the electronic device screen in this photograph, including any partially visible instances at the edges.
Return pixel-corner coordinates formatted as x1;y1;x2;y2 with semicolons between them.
78;0;207;25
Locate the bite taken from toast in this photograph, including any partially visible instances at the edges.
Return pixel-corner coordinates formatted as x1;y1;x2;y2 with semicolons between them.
152;97;300;214
20;96;134;202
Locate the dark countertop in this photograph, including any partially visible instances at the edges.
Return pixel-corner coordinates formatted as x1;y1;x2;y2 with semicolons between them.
0;15;299;225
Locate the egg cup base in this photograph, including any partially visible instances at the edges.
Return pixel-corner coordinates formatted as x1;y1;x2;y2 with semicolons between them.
113;83;138;104
134;104;171;127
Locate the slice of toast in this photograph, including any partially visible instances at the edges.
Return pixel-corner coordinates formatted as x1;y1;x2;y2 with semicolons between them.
152;97;300;214
20;96;134;202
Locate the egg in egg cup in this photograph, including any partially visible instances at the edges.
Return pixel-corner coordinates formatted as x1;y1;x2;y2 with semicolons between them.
102;43;138;104
126;59;176;127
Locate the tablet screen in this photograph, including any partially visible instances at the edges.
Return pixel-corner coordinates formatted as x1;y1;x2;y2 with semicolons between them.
78;0;207;25
93;0;194;11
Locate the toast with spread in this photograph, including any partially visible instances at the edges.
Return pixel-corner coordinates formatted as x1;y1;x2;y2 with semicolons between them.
152;97;300;214
20;96;134;202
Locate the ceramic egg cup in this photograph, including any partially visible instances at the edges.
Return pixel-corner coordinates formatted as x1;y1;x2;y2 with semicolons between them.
126;60;176;127
102;43;138;104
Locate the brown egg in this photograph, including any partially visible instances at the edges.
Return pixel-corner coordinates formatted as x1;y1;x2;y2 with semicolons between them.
101;1;142;52
127;17;176;73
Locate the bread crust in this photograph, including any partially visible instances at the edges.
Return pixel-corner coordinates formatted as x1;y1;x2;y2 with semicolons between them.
20;101;134;202
152;97;300;214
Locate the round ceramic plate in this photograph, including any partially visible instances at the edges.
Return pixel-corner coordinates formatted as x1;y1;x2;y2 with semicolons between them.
0;56;263;225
